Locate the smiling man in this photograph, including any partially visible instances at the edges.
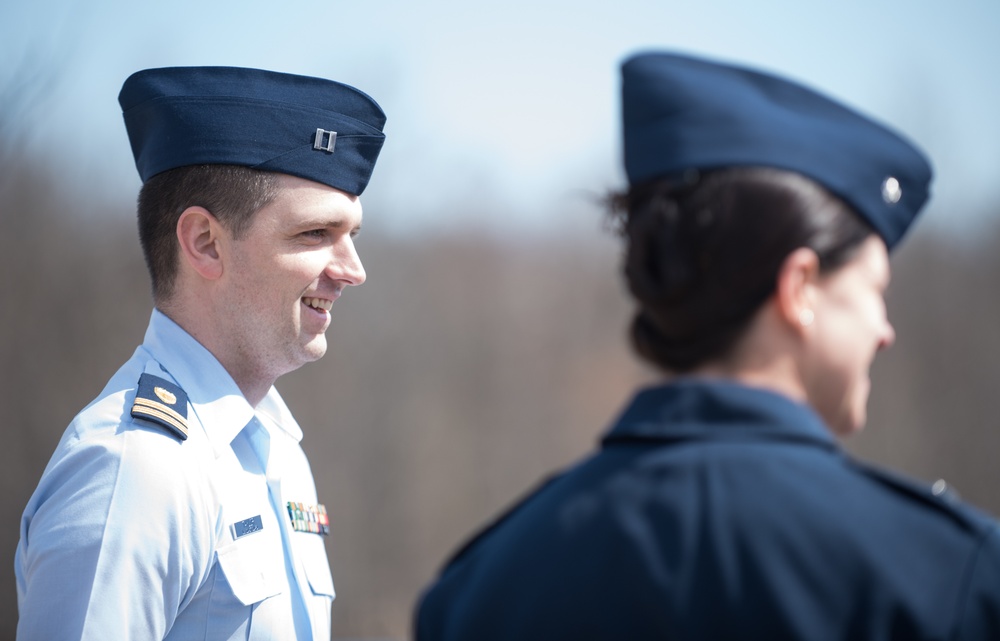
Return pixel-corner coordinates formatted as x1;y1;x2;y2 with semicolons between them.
15;66;385;641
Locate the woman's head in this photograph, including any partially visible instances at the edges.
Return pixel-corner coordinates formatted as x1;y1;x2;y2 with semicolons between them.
611;166;873;373
611;167;897;435
616;50;934;435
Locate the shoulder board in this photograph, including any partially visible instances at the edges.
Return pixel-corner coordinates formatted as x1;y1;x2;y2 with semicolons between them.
130;373;189;441
852;459;987;533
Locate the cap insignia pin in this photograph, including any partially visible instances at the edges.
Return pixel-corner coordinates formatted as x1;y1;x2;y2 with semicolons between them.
313;128;337;153
881;176;902;205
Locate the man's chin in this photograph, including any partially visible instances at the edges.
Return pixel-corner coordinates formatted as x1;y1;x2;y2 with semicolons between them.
300;336;328;363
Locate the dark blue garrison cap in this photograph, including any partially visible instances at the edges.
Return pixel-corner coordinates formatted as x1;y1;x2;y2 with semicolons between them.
119;66;386;196
622;51;932;250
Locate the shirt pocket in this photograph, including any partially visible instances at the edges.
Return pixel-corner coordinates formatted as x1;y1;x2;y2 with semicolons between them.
296;533;335;599
216;530;286;605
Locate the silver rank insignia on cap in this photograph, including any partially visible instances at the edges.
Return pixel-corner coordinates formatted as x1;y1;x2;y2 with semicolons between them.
131;373;189;440
313;128;337;153
287;501;329;535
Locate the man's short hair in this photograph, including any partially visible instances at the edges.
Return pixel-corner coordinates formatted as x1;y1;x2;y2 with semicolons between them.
136;164;279;301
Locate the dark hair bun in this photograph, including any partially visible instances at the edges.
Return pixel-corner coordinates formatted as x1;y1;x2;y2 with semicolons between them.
615;167;872;372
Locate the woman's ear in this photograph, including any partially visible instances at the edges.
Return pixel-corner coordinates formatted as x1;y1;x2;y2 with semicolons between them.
775;247;821;335
176;206;225;281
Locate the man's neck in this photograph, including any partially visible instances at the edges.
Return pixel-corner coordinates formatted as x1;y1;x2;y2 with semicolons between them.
155;302;274;408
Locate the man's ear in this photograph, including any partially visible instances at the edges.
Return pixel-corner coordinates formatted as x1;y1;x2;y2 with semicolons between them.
176;206;225;281
774;247;821;335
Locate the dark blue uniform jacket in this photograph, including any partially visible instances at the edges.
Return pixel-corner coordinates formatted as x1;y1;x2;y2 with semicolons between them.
415;380;1000;640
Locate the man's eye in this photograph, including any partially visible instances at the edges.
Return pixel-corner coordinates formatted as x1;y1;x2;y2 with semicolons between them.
303;229;327;239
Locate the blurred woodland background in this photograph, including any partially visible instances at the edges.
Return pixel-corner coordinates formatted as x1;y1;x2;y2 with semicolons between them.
4;58;1000;641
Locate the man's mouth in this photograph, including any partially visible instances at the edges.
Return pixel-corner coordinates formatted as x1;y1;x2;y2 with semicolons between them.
302;296;333;312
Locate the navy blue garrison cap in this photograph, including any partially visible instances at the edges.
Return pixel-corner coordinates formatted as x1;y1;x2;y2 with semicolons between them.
622;51;932;250
119;66;386;196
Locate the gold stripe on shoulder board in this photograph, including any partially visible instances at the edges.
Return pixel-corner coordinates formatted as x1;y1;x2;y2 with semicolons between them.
132;402;190;438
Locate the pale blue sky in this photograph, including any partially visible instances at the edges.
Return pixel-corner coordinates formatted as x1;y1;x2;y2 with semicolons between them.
3;0;999;237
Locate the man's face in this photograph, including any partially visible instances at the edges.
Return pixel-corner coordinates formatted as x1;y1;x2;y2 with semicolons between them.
802;234;895;437
219;174;365;386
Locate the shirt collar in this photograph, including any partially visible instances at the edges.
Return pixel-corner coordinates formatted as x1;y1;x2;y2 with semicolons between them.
602;378;839;451
256;387;304;443
143;308;302;448
139;309;304;457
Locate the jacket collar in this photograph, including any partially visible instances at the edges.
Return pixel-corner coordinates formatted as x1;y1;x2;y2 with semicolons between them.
602;378;839;451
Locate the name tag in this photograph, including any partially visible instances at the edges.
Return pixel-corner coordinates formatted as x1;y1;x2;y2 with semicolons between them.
231;515;264;539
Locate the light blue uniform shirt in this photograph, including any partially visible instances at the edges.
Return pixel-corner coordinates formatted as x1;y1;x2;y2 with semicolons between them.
16;309;336;640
